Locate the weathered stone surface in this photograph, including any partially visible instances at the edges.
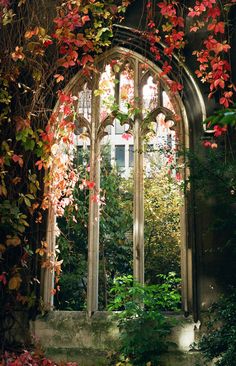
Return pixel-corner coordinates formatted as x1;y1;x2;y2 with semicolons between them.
30;311;206;366
31;311;119;351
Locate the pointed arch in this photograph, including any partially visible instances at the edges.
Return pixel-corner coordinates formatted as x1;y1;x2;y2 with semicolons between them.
42;43;206;320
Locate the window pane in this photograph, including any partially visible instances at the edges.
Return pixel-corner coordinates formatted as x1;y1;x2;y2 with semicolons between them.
119;63;134;112
167;134;172;149
77;83;92;121
115;145;125;167
162;90;175;112
115;119;125;134
105;125;112;135
76;146;89;166
142;76;159;115
99;64;115;121
146;144;154;153
129;145;134;167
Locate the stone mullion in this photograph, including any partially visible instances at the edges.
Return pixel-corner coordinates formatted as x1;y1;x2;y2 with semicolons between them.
133;59;144;284
87;75;101;316
41;202;56;310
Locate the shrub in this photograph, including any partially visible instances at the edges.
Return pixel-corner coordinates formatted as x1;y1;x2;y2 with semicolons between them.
108;273;181;366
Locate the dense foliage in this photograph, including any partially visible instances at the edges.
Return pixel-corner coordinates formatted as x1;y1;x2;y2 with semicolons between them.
196;290;236;366
0;0;129;348
144;166;181;282
55;148;133;310
188;139;236;365
0;0;236;354
108;273;181;366
55;148;181;310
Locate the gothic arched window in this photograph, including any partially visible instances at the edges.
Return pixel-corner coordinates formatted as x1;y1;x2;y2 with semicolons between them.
69;47;187;315
44;47;192;316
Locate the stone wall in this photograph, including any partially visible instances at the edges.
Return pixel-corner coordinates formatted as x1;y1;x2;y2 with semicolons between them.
30;311;205;366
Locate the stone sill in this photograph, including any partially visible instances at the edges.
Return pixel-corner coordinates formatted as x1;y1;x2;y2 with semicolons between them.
31;311;200;353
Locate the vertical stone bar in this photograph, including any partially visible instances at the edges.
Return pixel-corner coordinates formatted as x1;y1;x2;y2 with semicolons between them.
41;204;56;310
87;77;100;316
133;60;144;284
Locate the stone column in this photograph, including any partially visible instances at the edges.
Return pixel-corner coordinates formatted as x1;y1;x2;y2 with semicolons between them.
133;60;144;284
87;79;101;316
41;204;56;310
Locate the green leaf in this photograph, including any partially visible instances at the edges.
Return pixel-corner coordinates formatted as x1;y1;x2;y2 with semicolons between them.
24;197;31;207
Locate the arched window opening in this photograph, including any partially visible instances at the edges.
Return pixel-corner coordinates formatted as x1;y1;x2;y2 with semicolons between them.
47;47;192;316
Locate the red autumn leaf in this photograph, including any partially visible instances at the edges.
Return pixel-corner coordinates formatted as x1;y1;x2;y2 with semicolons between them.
188;2;206;18
148;20;156;28
0;272;7;286
82;15;90;24
172;16;184;28
202;141;212;148
43;39;53;47
0;156;5;166
81;54;94;66
41;131;54;143
86;180;95;189
213;125;227;137
164;46;174;56
215;42;231;54
208;21;225;34
168;80;183;93
158;2;176;17
35;160;43;170
0;0;9;7
58;91;73;103
171;30;184;42
175;172;181;181
68;50;78;60
59;45;68;55
190;25;199;32
61;58;76;68
160;61;172;76
207;6;221;19
12;154;24;167
91;194;99;203
122;133;132;141
195;69;203;78
213;78;225;89
59;103;72;116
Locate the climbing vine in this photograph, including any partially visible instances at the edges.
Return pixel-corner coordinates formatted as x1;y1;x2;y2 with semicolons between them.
144;0;235;146
0;0;236;349
0;0;129;348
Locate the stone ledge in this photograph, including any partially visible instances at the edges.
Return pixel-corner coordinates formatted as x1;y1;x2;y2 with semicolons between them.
30;311;205;366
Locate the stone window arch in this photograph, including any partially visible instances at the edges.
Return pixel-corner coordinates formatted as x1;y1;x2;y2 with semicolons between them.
42;46;205;319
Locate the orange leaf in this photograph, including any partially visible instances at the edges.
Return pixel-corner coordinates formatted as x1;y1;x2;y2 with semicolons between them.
11;46;25;62
54;74;64;83
8;275;22;290
5;236;21;247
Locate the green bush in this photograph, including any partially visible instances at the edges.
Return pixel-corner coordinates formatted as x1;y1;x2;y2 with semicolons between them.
108;273;181;366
